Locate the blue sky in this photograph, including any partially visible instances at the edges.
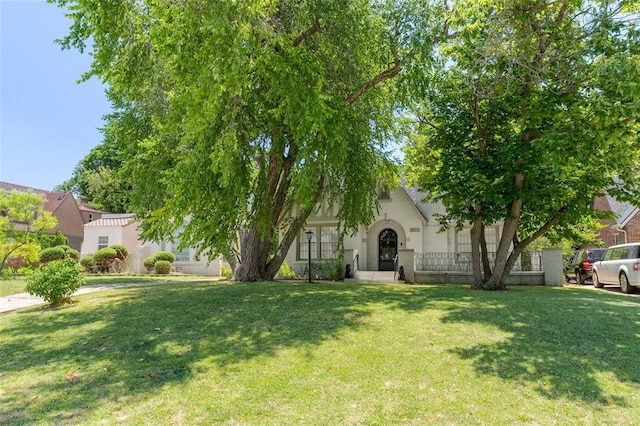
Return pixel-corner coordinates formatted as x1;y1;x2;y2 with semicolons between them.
1;0;110;191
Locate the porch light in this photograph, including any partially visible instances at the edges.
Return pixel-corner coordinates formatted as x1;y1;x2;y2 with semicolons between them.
305;230;314;283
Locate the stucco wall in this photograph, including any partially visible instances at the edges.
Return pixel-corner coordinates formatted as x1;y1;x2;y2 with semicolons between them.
51;195;85;251
81;225;124;256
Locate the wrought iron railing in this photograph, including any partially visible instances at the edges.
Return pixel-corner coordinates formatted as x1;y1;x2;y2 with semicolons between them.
414;251;543;273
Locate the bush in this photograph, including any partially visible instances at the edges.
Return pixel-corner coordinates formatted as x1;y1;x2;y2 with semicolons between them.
40;246;66;263
278;261;296;279
109;244;129;261
80;255;97;273
64;248;80;261
318;258;342;281
93;247;118;272
154;260;172;274
143;256;156;272
154;251;176;263
221;264;233;279
25;257;85;305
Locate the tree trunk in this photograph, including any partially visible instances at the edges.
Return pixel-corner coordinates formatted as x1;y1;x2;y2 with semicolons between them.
485;171;524;290
470;212;484;289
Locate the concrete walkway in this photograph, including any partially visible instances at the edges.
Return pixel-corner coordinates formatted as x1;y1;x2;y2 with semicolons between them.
0;279;218;314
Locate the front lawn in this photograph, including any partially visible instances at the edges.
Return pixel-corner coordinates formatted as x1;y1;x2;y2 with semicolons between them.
1;282;639;424
0;275;218;297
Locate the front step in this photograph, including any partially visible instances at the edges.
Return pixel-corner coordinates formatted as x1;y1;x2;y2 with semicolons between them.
347;271;403;284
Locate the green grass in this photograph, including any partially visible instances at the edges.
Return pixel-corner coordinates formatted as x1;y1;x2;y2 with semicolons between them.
0;275;218;297
0;279;27;297
1;282;639;425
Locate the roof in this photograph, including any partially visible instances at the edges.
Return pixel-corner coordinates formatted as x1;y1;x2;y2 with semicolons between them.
84;213;136;228
78;201;109;214
0;181;49;195
604;194;639;228
0;181;71;215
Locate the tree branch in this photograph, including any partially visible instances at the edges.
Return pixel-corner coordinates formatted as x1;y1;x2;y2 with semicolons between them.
293;21;322;47
346;57;402;106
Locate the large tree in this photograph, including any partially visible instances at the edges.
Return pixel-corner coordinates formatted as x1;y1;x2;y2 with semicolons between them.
52;0;443;281
56;135;132;213
405;0;640;289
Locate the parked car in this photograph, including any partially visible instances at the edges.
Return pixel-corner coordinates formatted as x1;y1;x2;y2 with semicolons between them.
564;248;606;284
591;243;640;294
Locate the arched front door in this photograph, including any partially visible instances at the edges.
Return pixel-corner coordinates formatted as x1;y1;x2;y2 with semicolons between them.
378;229;398;271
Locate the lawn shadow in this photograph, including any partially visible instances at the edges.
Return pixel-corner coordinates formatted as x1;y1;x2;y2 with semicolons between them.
0;281;435;424
440;287;640;406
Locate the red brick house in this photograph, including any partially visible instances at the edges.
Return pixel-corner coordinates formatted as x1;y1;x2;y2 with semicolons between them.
594;195;640;246
0;181;87;251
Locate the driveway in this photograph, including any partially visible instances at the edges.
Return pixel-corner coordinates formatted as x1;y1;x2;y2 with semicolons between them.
564;282;640;298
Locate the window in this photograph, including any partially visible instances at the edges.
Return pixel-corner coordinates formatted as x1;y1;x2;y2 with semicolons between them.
172;241;190;262
378;187;390;200
455;227;497;253
299;225;339;260
171;225;190;262
98;236;109;250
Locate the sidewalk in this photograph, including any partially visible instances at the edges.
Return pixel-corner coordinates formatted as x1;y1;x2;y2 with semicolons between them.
0;279;217;314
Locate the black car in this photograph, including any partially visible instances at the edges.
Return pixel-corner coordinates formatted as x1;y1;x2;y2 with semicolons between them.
564;248;607;284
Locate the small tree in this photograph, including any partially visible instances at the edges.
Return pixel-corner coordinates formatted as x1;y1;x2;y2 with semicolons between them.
93;247;118;273
25;257;85;306
80;255;97;273
109;244;129;261
0;189;57;274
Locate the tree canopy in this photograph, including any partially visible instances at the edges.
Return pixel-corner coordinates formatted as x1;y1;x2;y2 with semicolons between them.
0;189;58;273
52;0;444;280
56;135;131;213
405;0;640;289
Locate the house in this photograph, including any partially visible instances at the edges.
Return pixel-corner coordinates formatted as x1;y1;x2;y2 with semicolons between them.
78;197;109;224
282;186;506;275
0;181;86;251
81;186;549;283
81;213;222;275
594;195;640;246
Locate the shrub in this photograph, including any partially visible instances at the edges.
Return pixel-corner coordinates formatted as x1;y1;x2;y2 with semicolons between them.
93;247;118;272
80;255;97;273
40;246;66;263
317;258;342;281
221;264;233;278
109;244;129;261
154;251;176;263
64;248;80;261
143;256;156;272
25;257;85;305
278;261;296;279
154;260;172;274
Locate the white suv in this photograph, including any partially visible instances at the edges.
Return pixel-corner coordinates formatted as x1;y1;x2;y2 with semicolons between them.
592;243;640;294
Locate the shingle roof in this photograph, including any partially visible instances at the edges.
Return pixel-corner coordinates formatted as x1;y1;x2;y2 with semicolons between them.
0;181;70;214
84;213;136;227
0;181;49;195
605;194;638;227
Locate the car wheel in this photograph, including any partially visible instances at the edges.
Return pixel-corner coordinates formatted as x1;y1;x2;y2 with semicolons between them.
619;272;635;294
593;272;604;288
577;270;584;285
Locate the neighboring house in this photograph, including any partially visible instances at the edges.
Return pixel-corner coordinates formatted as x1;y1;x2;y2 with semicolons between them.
78;197;109;224
81;213;222;275
0;181;86;251
595;195;640;246
282;186;505;275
